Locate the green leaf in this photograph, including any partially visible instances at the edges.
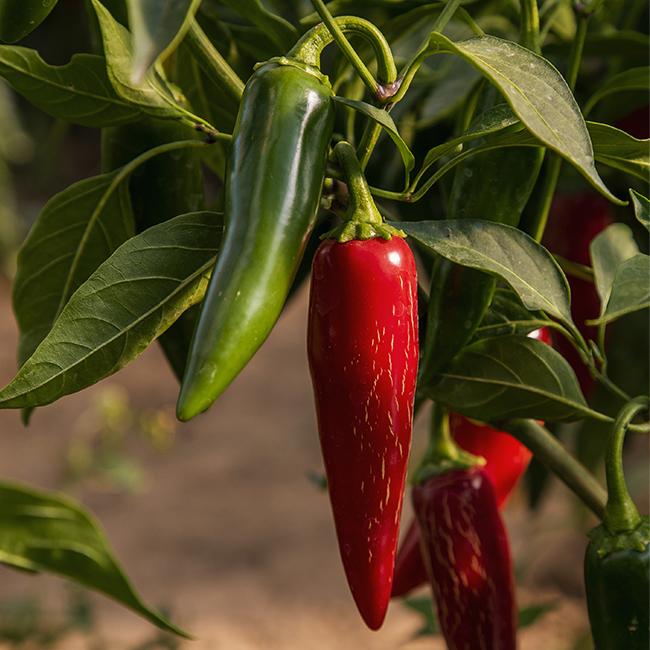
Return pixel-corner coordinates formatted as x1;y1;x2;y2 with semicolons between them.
475;287;550;339
394;220;574;328
416;103;520;181
0;0;59;43
426;334;590;421
589;254;650;325
630;189;650;232
0;48;140;126
92;0;188;120
13;173;135;368
588;121;649;183
427;33;620;203
333;96;414;188
0;480;189;637
584;67;650;115
128;0;202;84
518;601;558;628
0;212;222;409
218;0;298;53
589;223;639;310
402;596;438;637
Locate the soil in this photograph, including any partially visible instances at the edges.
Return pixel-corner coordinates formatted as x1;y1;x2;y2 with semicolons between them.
0;280;595;650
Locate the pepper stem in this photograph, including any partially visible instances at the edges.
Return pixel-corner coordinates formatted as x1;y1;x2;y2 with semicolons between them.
412;404;484;485
603;396;649;534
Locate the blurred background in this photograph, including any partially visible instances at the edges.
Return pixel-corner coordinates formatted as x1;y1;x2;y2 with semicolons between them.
0;1;648;648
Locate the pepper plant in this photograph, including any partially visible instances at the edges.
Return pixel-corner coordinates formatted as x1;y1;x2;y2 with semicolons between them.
0;0;648;645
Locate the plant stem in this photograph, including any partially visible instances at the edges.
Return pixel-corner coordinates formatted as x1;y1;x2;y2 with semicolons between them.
503;419;607;517
527;16;588;242
520;0;541;53
291;13;396;96
603;396;649;533
554;255;594;282
334;141;382;223
185;21;244;105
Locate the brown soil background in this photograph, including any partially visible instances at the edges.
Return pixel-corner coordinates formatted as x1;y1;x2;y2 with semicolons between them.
0;279;615;650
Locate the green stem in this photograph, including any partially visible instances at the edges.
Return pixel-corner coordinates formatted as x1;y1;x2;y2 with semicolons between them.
290;14;397;98
186;21;245;105
334;141;382;224
503;419;607;517
526;16;588;243
520;0;541;53
390;0;464;106
554;255;594;282
357;122;383;169
603;396;649;533
413;404;483;484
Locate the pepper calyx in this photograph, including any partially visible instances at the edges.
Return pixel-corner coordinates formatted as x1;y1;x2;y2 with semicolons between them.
588;516;650;558
321;220;405;243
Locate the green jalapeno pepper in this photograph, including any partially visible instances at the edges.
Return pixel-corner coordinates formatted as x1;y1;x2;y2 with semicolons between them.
584;396;650;649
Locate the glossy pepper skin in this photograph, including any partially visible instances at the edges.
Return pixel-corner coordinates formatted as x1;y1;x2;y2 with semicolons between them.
392;327;551;598
177;59;334;419
308;236;418;630
413;467;517;650
584;518;650;649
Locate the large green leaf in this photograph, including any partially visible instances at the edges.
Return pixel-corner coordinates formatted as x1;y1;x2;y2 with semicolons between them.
92;0;188;120
427;33;620;203
0;212;222;409
0;481;188;637
584;67;650;114
588;121;650;182
13;174;135;368
0;48;140;126
475;288;550;339
426;335;590;421
395;220;574;328
0;0;59;43
589;223;639;310
128;0;202;83
590;254;650;325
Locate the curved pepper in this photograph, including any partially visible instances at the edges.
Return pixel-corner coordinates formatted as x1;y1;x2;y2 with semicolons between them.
413;466;517;650
177;57;335;419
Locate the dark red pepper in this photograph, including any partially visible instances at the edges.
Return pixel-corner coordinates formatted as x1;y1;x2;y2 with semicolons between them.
308;235;418;629
392;328;551;598
412;467;517;650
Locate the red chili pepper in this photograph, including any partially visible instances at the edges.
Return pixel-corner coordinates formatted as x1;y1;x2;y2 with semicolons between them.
412;467;517;650
392;328;551;598
308;235;418;630
543;194;613;395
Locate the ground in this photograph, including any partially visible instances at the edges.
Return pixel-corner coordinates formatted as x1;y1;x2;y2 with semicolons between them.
0;279;596;649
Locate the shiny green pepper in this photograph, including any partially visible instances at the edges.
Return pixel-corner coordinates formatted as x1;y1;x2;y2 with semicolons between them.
177;57;334;420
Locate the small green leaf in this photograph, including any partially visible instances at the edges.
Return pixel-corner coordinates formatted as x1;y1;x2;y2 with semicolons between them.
630;189;650;232
0;480;189;637
475;288;550;339
589;223;639;310
588;121;649;183
92;0;188;120
333;96;414;188
0;0;59;43
426;335;590;421
0;212;222;409
427;33;620;203
0;48;140;126
584;67;650;115
395;220;574;328
589;254;650;325
518;601;558;628
128;0;202;83
402;596;438;637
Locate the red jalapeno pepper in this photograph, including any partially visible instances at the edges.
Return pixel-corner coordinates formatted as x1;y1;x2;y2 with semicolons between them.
307;142;418;630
